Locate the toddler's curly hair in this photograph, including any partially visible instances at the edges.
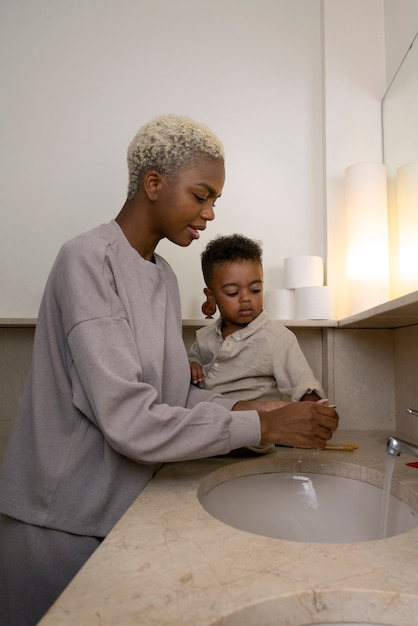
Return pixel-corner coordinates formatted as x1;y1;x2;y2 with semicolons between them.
201;234;263;287
127;114;225;199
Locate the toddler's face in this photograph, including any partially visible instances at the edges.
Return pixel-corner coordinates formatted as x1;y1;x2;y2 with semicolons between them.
209;259;263;327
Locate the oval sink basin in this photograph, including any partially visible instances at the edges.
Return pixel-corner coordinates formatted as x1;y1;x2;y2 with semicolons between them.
207;587;418;626
199;470;418;543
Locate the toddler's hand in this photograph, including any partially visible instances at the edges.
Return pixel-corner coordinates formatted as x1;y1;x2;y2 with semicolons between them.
189;361;205;386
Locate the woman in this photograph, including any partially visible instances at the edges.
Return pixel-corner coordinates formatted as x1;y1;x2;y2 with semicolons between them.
0;114;338;625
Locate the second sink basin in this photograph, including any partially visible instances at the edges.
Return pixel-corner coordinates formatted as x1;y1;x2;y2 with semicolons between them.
198;460;418;543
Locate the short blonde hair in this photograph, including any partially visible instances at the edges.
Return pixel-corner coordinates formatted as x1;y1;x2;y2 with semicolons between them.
126;114;225;200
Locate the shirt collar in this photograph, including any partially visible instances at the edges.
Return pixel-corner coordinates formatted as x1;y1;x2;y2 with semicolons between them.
215;309;270;342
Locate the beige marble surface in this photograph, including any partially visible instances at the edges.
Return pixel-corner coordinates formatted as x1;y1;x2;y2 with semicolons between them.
39;431;418;626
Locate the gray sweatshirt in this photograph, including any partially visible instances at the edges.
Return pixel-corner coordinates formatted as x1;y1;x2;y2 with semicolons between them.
0;221;260;536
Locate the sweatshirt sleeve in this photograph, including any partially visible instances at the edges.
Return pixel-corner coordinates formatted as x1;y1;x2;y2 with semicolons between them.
68;317;261;463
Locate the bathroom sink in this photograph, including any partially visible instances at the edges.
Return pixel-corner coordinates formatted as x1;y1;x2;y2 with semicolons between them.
198;464;418;543
207;587;417;626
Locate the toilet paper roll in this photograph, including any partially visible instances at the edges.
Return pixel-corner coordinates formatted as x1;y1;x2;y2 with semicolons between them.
284;256;324;289
264;289;295;319
294;286;335;320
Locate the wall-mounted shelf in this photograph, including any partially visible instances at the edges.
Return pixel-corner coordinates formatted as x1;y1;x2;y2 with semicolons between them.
0;318;37;327
182;318;338;329
338;291;418;329
2;292;418;330
182;318;215;327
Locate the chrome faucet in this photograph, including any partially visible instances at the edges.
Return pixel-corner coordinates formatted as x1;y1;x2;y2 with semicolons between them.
386;408;418;457
387;436;418;457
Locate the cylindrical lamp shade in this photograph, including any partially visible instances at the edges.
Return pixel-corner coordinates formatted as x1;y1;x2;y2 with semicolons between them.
396;162;418;295
344;163;390;315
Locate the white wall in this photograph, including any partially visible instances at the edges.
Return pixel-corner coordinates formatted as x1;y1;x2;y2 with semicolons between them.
2;0;418;321
322;0;387;318
0;0;323;319
315;0;418;319
384;0;418;84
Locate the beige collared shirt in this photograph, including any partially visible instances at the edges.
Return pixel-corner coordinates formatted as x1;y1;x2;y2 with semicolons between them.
188;310;324;402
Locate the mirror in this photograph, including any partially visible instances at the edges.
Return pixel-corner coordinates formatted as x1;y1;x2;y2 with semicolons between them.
383;33;418;299
382;31;418;179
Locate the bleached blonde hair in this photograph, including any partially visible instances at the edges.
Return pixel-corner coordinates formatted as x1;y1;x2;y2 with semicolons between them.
126;114;225;200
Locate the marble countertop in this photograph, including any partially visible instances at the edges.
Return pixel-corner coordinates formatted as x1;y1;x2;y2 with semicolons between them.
39;431;418;626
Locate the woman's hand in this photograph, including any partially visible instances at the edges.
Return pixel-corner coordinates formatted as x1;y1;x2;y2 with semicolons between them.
258;401;339;449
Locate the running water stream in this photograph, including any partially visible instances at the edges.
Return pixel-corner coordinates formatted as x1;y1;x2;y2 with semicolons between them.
380;408;418;538
379;451;397;539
